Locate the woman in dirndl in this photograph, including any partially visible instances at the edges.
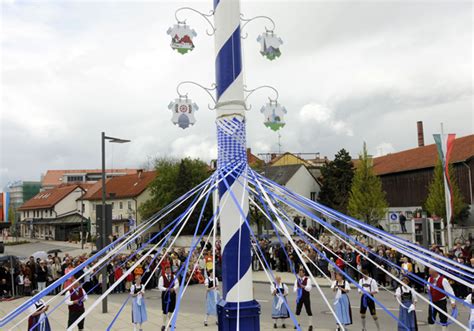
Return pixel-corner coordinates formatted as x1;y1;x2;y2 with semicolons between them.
28;299;51;331
395;276;418;331
271;275;289;328
130;275;148;331
204;270;220;326
331;272;352;330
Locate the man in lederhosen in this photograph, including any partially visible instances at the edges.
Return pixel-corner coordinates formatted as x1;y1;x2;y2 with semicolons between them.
358;269;380;331
65;277;88;331
293;267;313;331
158;265;179;331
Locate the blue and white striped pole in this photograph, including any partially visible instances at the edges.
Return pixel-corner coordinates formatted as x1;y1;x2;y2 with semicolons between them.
214;0;260;330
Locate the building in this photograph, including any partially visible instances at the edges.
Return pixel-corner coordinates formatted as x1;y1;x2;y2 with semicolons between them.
81;170;156;237
8;181;41;210
263;152;329;181
41;169;139;190
372;134;474;228
0;192;8;228
262;164;321;203
18;185;88;241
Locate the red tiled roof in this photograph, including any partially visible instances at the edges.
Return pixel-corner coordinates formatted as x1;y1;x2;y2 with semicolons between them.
372;135;474;175
42;169;138;187
247;149;264;167
82;171;156;201
19;185;81;210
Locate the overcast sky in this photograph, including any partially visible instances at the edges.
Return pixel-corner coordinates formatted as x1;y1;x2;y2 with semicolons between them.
1;0;472;188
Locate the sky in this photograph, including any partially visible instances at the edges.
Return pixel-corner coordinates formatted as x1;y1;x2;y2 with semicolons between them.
1;0;473;188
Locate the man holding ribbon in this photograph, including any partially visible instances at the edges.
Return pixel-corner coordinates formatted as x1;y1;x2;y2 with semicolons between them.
158;265;179;331
293;268;313;331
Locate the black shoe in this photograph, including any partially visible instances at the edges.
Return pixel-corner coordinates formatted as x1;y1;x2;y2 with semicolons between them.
294;324;300;330
282;324;286;329
274;323;278;329
308;326;313;331
204;321;208;326
161;327;165;331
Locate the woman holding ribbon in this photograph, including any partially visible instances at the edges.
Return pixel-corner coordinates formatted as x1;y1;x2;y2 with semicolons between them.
331;272;352;330
130;275;147;331
395;276;418;331
204;269;220;326
28;299;51;331
271;275;289;328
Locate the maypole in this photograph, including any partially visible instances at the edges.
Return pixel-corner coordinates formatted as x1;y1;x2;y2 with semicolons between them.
213;1;260;330
168;1;284;329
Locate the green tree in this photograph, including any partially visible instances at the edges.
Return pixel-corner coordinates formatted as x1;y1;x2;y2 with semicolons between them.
139;157;212;234
424;159;468;222
318;149;354;214
348;143;388;225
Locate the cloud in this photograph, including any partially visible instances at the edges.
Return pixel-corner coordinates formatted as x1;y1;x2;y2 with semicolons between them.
0;0;472;188
374;142;396;157
299;103;353;136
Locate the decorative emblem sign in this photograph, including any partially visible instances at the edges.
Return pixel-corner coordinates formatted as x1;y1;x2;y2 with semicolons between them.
168;97;199;129
257;31;283;61
260;101;287;131
167;23;197;54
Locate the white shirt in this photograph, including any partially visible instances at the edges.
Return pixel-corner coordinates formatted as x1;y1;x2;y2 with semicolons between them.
427;276;456;304
331;280;351;293
65;287;88;305
28;299;46;315
358;277;378;294
204;277;219;288
293;276;312;293
395;285;418;303
271;282;288;296
158;274;179;292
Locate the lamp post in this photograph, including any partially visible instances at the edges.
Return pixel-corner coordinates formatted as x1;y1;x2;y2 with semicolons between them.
100;132;130;313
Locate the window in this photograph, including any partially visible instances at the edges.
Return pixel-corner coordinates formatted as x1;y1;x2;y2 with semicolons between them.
111;202;114;210
67;175;83;182
119;202;123;210
128;200;132;210
50;209;53;217
310;192;317;201
115;226;119;233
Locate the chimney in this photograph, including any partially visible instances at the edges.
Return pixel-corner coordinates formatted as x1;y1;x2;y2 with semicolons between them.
417;121;424;147
270;153;277;160
137;169;143;178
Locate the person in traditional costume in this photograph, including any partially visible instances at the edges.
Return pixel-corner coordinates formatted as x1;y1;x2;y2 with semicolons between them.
293;267;313;331
464;290;473;330
331;272;352;330
158;265;179;331
65;278;88;331
131;275;147;331
204;269;220;326
395;276;418;331
271;275;289;328
427;268;456;331
28;299;51;331
358;269;380;331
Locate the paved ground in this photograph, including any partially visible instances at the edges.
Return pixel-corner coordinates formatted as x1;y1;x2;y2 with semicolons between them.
0;239;470;330
0;283;470;331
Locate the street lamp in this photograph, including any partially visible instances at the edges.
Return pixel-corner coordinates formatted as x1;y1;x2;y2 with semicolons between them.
100;132;130;313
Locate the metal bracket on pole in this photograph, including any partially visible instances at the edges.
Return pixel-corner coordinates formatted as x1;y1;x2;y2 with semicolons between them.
176;81;217;110
240;13;276;39
243;85;280;110
175;7;216;36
